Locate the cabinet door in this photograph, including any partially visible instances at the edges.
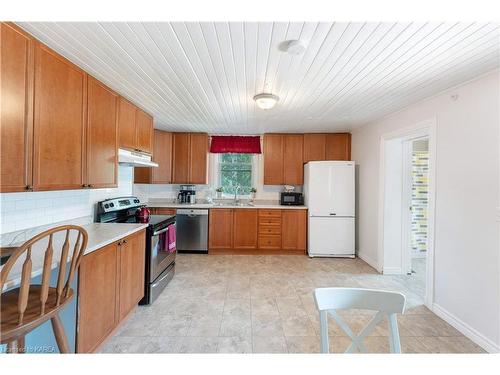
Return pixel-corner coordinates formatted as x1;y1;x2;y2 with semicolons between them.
135;108;153;154
325;133;351;161
118;230;146;321
172;133;190;184
283;135;304;185
33;43;87;191
282;210;307;251
77;242;117;353
0;23;34;192
152;130;172;183
134;130;172;184
189;133;208;184
86;77;118;188
118;98;136;150
233;209;258;249
303;134;326;162
263;134;283;185
209;209;233;249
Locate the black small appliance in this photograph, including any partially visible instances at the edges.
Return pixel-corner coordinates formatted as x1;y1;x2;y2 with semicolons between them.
280;191;304;206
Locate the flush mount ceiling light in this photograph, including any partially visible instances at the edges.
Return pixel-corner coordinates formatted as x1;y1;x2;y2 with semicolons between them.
253;93;279;110
283;40;307;55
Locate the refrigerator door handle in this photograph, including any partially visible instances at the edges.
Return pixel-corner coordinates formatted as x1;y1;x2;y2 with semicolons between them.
329;213;336;216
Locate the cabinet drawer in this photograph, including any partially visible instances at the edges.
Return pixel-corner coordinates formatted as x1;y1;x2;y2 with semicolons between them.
258;235;282;249
150;207;176;215
258;210;282;218
258;217;282;226
258;225;281;235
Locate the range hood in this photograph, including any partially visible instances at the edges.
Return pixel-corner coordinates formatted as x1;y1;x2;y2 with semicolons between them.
118;148;159;167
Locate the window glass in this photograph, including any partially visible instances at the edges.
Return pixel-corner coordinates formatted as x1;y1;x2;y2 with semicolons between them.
219;153;253;195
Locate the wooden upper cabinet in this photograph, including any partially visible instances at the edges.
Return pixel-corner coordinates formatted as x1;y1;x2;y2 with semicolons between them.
282;209;307;251
0;23;34;192
118;231;145;321
233;209;258;249
86;77;118;188
263;134;284;185
118;98;153;154
172;133;190;184
325;133;351;161
152;130;172;183
189;133;208;184
117;98;136;151
134;130;172;184
77;241;117;353
283;135;304;185
303;134;326;162
33;43;87;191
135;108;153;154
171;133;208;184
209;209;233;250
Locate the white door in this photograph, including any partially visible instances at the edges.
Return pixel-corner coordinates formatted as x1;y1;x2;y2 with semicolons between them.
331;162;355;217
308;217;355;257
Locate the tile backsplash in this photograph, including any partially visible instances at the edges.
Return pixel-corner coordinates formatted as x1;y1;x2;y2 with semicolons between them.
0;166;134;235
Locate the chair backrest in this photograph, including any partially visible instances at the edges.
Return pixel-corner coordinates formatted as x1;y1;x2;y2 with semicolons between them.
314;287;406;353
0;225;88;325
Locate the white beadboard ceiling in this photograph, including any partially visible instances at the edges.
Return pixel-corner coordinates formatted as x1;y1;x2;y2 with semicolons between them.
17;22;500;134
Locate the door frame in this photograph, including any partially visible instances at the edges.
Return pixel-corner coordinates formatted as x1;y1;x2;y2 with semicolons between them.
377;117;437;309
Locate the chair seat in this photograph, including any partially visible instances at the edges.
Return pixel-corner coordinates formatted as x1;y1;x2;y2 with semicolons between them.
1;285;74;343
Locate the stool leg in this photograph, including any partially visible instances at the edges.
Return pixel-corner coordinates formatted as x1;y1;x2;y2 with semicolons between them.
51;314;70;353
17;336;26;353
7;340;18;354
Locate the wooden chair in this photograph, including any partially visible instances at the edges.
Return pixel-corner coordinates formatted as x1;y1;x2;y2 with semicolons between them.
314;287;406;353
1;225;88;353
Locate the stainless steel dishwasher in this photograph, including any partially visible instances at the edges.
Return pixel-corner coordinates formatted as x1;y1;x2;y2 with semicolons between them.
176;208;209;253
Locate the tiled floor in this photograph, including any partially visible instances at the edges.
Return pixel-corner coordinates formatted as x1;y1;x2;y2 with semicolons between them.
100;254;485;354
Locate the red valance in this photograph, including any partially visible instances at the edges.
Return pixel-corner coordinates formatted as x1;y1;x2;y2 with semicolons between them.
210;136;261;154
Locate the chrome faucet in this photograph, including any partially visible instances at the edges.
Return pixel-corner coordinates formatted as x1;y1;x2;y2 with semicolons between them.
234;185;241;204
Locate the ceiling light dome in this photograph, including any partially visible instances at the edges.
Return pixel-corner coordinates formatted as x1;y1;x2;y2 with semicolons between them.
253;93;279;110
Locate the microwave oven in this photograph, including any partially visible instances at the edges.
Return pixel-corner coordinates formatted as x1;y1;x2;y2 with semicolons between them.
280;192;304;206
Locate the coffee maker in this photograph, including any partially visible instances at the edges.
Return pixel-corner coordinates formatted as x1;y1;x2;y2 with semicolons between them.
178;185;196;204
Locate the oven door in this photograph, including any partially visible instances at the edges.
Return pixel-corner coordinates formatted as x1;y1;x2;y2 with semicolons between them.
150;224;176;283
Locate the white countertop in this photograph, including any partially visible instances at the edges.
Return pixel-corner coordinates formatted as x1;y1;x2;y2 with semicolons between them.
147;199;308;210
1;220;148;291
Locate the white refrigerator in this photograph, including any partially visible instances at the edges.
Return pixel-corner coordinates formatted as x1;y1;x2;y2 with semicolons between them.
304;161;355;258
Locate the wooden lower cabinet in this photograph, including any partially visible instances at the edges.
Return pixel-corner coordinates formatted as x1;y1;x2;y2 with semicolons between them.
209;209;233;249
282;210;307;251
233;209;258;249
118;230;146;321
208;208;307;253
77;242;117;353
77;229;145;353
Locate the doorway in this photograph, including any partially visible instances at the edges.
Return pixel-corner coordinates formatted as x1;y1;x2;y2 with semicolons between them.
378;118;436;308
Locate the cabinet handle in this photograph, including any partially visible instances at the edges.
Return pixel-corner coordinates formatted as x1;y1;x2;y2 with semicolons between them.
25;185;33;191
123;239;128;244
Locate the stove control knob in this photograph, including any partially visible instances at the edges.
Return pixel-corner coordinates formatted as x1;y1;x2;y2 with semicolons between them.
134;199;139;203
110;203;114;207
104;204;109;209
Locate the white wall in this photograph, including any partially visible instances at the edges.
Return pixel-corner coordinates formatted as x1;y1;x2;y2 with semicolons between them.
0;166;134;235
352;70;500;351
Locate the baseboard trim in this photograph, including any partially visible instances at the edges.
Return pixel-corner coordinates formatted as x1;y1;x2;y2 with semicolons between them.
357;252;380;272
432;303;499;353
382;266;402;275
